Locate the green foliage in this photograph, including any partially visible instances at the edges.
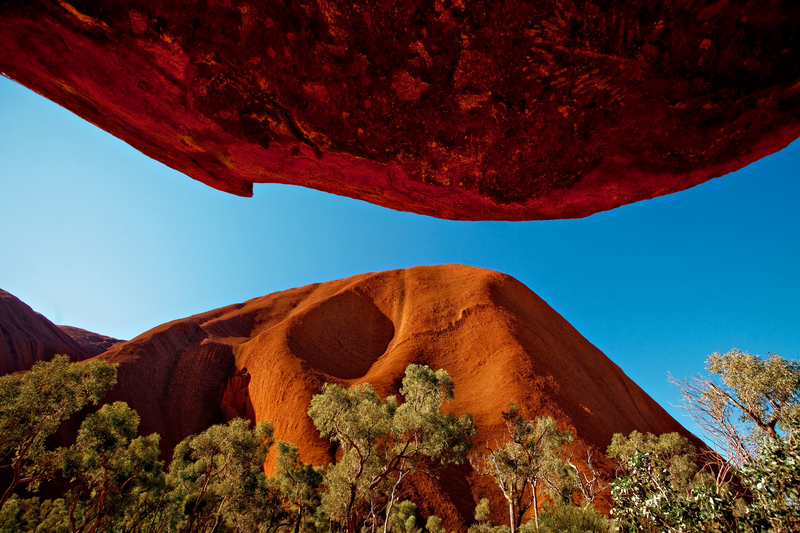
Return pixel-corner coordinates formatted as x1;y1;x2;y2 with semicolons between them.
671;349;800;470
385;500;419;533
607;431;725;533
0;415;295;533
0;355;117;504
167;418;276;532
467;522;511;533
274;440;324;533
738;414;800;532
611;351;800;533
706;349;800;438
607;431;698;496
0;358;323;532
467;522;510;533
0;495;69;533
474;498;492;523
424;515;445;533
0;358;629;532
522;501;613;533
396;365;475;465
471;404;574;533
61;401;164;532
467;499;510;533
308;364;475;533
308;381;390;531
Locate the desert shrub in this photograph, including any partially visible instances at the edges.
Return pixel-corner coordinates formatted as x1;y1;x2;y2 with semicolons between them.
524;501;612;533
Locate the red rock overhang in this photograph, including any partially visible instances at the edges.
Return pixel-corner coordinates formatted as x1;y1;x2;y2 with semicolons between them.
2;0;799;220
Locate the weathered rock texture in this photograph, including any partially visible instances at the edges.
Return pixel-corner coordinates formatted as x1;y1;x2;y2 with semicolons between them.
2;1;798;220
94;265;698;527
0;289;96;374
59;325;125;356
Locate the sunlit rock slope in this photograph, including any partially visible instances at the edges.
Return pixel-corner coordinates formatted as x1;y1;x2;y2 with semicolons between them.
94;265;699;527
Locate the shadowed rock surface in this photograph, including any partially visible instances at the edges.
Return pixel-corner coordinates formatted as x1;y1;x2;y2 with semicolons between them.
2;1;798;220
59;325;125;356
0;289;94;373
93;265;699;527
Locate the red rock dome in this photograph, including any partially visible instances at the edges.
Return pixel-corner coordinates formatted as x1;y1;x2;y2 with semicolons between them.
0;289;94;374
97;265;699;527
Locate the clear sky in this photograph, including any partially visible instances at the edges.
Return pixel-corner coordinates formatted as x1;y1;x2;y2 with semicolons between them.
1;74;798;431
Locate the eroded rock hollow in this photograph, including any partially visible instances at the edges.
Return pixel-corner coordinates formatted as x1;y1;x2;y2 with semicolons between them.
0;267;702;526
2;0;798;219
95;266;697;527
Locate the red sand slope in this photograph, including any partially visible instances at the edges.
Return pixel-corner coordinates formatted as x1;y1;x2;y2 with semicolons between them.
96;265;698;527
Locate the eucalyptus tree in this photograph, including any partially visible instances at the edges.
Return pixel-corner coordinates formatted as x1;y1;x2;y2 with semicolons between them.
273;441;324;533
611;350;800;533
466;498;508;533
308;364;475;533
470;404;573;533
525;501;612;533
0;355;117;506
670;349;800;476
166;418;277;533
607;431;704;533
0;356;303;532
61;401;164;533
738;415;800;532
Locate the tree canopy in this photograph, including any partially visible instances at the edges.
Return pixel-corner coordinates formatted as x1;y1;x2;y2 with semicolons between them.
612;350;800;533
308;364;476;533
0;355;118;506
470;403;575;533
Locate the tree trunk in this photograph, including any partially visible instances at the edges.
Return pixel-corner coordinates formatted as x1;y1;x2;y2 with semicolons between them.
508;498;516;533
383;473;404;533
294;507;303;533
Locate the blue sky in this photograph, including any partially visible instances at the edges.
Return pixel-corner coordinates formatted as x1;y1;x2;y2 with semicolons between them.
1;74;798;429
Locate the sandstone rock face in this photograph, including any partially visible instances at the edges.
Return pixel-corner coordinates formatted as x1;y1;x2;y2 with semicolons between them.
0;289;95;374
2;1;798;220
95;265;698;527
98;316;243;457
59;325;125;356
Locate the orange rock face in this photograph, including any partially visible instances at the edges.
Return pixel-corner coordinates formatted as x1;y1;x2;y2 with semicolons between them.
95;265;698;527
2;1;799;220
0;289;95;374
